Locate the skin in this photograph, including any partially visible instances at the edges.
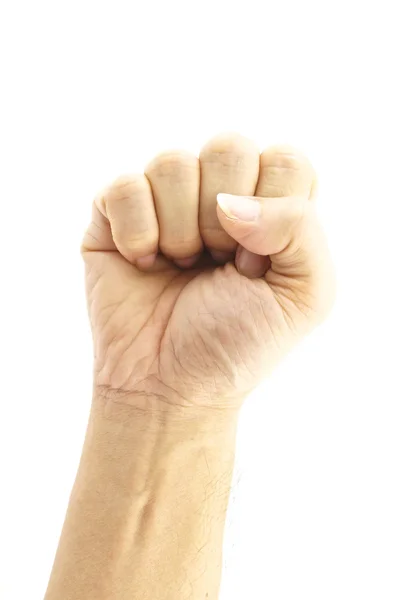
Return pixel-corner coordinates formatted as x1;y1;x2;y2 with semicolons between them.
45;133;334;600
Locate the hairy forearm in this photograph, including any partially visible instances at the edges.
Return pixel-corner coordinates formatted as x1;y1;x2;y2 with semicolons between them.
45;394;238;600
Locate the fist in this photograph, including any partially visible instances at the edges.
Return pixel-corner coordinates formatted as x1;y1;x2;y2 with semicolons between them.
81;133;334;410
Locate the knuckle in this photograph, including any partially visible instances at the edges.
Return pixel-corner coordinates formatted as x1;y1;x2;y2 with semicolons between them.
260;146;312;172
108;174;150;200
200;134;259;168
258;148;315;197
201;133;255;156
146;152;198;181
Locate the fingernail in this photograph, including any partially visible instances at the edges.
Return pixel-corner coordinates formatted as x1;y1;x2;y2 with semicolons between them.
236;248;269;278
136;253;157;269
217;193;260;222
210;250;235;263
175;254;201;268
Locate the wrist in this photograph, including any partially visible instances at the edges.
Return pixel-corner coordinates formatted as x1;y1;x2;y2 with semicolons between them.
78;389;239;510
93;383;241;435
84;391;239;488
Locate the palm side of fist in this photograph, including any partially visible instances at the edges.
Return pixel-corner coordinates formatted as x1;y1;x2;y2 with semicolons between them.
82;133;334;409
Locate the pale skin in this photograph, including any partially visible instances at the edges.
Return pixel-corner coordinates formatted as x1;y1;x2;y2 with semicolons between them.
45;133;334;599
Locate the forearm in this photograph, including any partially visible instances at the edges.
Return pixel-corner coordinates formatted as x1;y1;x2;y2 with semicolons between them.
45;394;238;600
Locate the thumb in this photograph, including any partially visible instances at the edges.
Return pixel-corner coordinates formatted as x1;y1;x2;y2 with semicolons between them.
216;192;308;259
216;192;334;312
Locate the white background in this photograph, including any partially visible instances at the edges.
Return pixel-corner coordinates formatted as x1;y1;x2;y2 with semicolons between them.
1;1;399;599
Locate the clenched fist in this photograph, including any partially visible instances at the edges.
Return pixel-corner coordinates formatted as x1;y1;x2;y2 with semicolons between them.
81;133;334;411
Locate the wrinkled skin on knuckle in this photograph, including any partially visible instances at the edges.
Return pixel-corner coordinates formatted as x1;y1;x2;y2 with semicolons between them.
146;152;198;181
109;175;147;198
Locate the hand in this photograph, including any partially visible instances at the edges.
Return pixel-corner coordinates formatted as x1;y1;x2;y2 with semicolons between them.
81;133;334;410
